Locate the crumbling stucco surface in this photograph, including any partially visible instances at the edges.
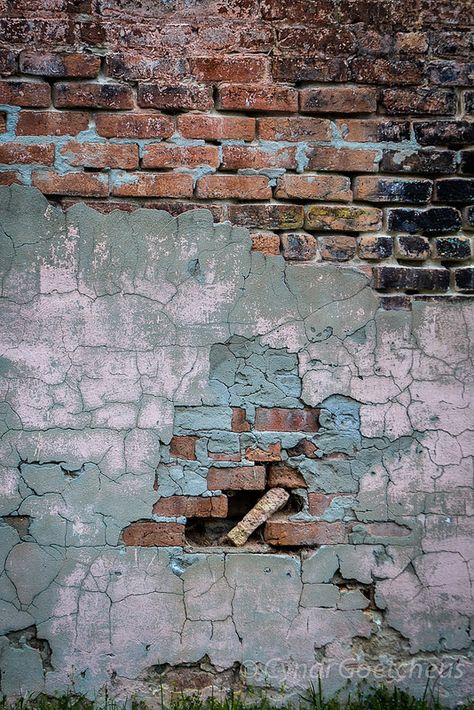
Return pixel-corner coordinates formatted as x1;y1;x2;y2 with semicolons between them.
0;186;473;704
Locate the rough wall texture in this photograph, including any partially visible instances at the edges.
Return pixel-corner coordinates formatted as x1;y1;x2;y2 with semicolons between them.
0;0;474;293
0;186;473;704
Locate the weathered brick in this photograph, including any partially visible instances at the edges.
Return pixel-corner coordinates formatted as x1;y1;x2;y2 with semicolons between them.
0;49;17;76
143;144;220;169
111;172;194;198
287;439;318;458
428;61;474;86
373;265;450;291
431;31;474;58
60;141;139;169
454;267;474;292
245;443;282;462
254;407;319;432
381;149;456;175
277;25;355;55
218;83;298;113
275;174;352;202
0;81;51;107
251;232;280;256
227;204;304;230
463;206;474;231
387;207;462;235
394;32;429;54
272;56;350;82
0;143;55;165
0;18;75;46
434;179;474;203
358;235;393;260
207;466;266;491
264;518;348;546
106;54;187;81
169;435;198;460
460;151;474;175
0;172;22;186
319;235;357;261
307;147;380;173
16;110;90;136
336;119;410;143
32;170;109;196
308;493;350;516
177;115;255;141
190;55;270;82
152;495;228;518
380;88;456;115
353;176;433;203
138;83;213;111
20;51;100;77
465;91;474;115
231;407;251;432
196;175;271;201
300;86;377;114
54;82;133;109
267;462;307;489
258;116;331;142
414;121;474;148
351;58;424;85
433;237;472;261
281;233;318;261
122;521;185;546
143;200;224;222
306;205;382;233
395;235;431;261
95;113;174;139
221;145;297;170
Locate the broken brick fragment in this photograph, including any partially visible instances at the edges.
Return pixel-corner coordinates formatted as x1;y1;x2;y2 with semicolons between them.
227;487;290;546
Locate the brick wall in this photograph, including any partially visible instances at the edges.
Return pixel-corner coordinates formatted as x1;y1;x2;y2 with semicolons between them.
0;0;473;293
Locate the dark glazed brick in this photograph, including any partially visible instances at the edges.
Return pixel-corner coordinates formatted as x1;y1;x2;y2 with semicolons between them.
463;206;474;230
434;237;472;261
388;208;462;236
358;235;393;260
414;121;474;148
435;179;474;203
281;233;318;261
381;150;456;175
454;267;474;292
373;266;449;292
460;152;474;176
395;235;430;260
428;61;474;86
380;88;456;115
465;91;474;115
354;176;432;203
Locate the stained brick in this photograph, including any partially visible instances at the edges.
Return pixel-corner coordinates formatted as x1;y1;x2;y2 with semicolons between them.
272;56;350;83
138;83;213;111
353;176;433;203
0;49;17;76
395;235;431;261
122;521;185;546
454;267;474;292
96;113;174;139
106;54;188;82
177;115;255;141
275;174;352;202
281;233;318;261
190;56;270;82
60;141;139;169
335;119;410;143
196;175;271;201
152;495;228;518
428;61;474;86
20;51;100;77
254;407;319;432
251;232;281;256
0;81;51;107
387;207;462;235
435;179;474;203
381;149;456;175
32;170;109;196
433;237;472;261
217;83;298;113
231;407;251;432
300;86;377;114
111;172;194;198
221;145;297;170
306;205;382;233
207;466;266;491
306;147;380;173
54;82;133;109
0;143;55;165
227;204;304;230
16;110;90;136
373;265;450;291
319;235;357;261
380;88;456;115
258;116;331;142
414;121;474;148
358;235;393;260
264;518;348;546
142;144;220;169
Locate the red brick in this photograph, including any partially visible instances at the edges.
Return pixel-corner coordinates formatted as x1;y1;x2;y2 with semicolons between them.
319;235;357;261
0;172;22;186
281;233;318;261
272;56;350;83
190;56;270;82
228;204;304;230
19;51;100;78
222;145;297;171
353;176;433;203
169;435;198;460
287;439;318;458
208;465;266;491
351;58;424;85
261;0;334;22
245;442;282;462
255;407;319;432
380;88;456;115
54;82;134;109
122;520;185;546
335;119;410;143
61;199;138;213
0;18;74;46
218;83;298;113
32;170;109;197
300;86;377;114
208;452;241;462
196;175;271;201
95;113;174;139
142;144;219;169
277;26;355;55
177;114;255;142
16;110;90;136
308;493;352;516
143;201;225;222
0;143;55;165
258;116;331;142
0;81;51;107
106;53;188;81
428;61;474;87
264;517;348;546
275;174;352;202
306;147;380;173
267;462;307;489
231;407;251;432
251;231;281;256
394;32;429;54
60;141;139;169
138;83;213;111
152;495;228;518
111;172;194;198
0;50;18;76
306;205;382;232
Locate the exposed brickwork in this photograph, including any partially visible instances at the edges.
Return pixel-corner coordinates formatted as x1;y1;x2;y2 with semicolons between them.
0;0;473;293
